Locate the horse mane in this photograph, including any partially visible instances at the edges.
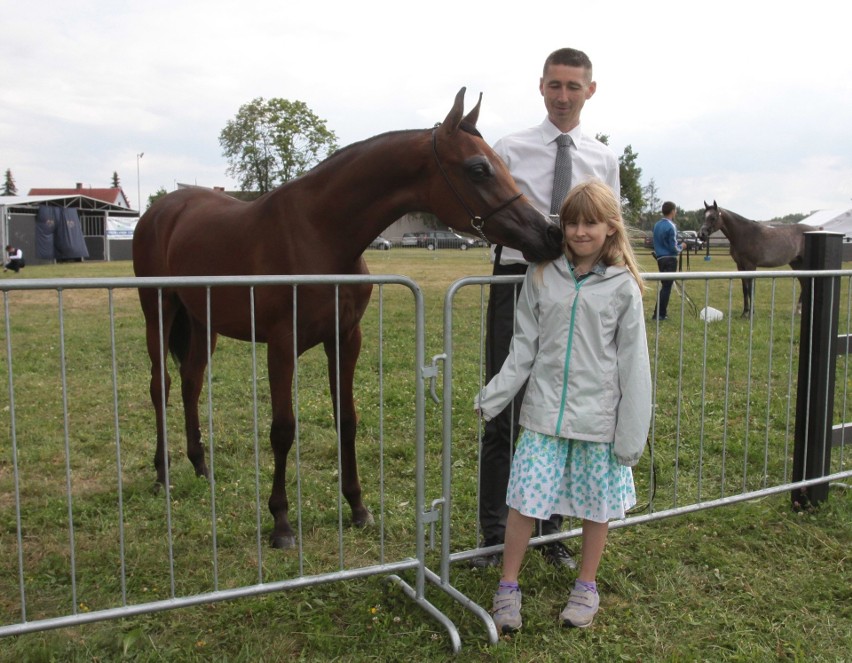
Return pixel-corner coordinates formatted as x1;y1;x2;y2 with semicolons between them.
722;208;761;225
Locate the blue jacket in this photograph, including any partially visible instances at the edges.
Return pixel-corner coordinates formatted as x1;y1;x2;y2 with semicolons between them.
652;218;681;258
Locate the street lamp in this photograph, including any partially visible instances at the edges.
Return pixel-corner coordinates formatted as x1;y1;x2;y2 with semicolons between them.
136;152;144;214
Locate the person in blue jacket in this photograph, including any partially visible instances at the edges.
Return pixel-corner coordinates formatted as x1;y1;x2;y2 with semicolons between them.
651;201;685;320
475;179;652;633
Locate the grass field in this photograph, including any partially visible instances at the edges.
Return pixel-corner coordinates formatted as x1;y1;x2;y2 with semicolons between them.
1;249;850;662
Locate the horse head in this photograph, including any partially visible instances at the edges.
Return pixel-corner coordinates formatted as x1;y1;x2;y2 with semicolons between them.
699;200;722;242
430;88;563;262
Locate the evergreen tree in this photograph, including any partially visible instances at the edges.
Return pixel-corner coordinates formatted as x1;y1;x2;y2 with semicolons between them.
111;171;121;188
2;169;18;196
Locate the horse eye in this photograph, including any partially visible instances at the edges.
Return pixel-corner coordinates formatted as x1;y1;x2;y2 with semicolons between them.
466;159;493;182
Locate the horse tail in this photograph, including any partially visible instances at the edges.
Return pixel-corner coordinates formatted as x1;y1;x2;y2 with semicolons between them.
168;301;192;366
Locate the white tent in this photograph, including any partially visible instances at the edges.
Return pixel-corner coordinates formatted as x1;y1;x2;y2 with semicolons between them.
799;208;852;238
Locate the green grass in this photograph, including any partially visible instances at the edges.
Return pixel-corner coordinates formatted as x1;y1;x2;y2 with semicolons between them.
0;249;850;662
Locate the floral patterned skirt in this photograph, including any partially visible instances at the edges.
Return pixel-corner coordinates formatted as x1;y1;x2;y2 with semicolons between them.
506;428;636;524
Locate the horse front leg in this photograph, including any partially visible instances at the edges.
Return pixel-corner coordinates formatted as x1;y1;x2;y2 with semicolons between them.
325;327;373;529
741;276;754;318
266;341;297;549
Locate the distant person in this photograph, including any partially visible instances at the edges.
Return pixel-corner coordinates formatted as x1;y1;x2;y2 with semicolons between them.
472;47;620;570
651;201;684;321
4;245;25;273
475;179;652;632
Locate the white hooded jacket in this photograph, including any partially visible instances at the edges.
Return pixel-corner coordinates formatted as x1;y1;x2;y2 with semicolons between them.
475;257;652;466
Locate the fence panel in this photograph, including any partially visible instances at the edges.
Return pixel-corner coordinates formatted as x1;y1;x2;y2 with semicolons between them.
0;274;473;648
433;268;852;639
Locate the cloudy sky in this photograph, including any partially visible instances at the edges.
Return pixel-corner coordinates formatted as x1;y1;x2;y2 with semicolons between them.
2;0;850;220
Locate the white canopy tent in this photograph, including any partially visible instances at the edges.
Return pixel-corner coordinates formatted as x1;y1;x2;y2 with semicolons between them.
799;208;852;239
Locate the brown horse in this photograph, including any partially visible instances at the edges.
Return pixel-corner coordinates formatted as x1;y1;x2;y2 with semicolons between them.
699;201;810;316
132;88;562;549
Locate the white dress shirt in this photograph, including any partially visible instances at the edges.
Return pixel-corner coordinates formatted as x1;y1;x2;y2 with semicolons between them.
492;117;621;265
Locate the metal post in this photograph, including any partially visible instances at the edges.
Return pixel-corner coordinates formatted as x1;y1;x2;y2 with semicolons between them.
792;231;843;509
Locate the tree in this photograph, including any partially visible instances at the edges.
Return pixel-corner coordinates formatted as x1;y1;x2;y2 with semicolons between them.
111;171;121;188
146;187;168;210
2;169;18;196
595;135;644;224
219;97;339;194
617;144;644;224
641;179;661;231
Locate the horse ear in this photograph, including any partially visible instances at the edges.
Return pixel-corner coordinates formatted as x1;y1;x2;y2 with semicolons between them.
713;200;718;209
462;92;482;128
440;87;467;135
704;201;709;210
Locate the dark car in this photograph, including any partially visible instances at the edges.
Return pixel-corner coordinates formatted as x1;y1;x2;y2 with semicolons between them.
369;235;392;250
418;230;476;250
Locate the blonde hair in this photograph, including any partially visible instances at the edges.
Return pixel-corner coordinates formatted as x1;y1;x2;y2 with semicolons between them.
536;179;643;289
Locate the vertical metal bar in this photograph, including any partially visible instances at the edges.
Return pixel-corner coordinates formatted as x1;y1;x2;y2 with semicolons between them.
783;279;798;481
249;286;264;584
4;292;27;622
697;280;712;502
156;290;176;597
762;281;778;488
107;290;128;606
720;281;734;497
377;285;386;564
57;290;79;614
839;276;852;464
475;284;487;541
293;285;305;572
742;282;756;493
334;285;345;569
205;287;219;591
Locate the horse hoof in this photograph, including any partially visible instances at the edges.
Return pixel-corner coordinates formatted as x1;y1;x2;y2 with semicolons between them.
194;465;210;480
353;509;375;528
271;534;297;549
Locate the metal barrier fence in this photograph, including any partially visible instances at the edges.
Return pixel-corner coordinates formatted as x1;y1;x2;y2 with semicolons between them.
433;267;851;643
0;274;489;651
2;266;851;652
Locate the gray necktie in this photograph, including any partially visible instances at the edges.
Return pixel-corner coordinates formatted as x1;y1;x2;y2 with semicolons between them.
550;134;573;215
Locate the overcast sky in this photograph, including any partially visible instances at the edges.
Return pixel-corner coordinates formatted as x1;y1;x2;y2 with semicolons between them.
2;0;850;220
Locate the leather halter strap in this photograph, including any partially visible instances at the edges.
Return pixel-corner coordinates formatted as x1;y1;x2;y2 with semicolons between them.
430;128;522;245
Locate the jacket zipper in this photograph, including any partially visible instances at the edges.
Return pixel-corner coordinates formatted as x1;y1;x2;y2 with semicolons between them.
554;260;585;434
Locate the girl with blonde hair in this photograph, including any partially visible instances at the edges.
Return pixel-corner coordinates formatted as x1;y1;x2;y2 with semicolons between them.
475;178;651;632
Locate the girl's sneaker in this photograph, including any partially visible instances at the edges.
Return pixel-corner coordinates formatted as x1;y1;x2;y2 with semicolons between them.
491;586;522;633
560;585;599;628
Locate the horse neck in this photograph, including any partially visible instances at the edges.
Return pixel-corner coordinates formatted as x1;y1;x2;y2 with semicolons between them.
719;209;757;242
269;130;431;242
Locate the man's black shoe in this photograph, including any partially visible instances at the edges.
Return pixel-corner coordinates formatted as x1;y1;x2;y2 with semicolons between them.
541;542;577;569
469;539;502;568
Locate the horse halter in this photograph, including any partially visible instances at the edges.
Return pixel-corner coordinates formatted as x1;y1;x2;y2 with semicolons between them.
430;128;522;245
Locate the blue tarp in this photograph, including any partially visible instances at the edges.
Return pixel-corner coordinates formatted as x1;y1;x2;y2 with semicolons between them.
35;206;90;260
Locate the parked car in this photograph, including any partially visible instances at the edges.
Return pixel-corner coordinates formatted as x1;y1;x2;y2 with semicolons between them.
369;235;392;250
418;230;476;250
400;232;423;247
678;230;703;251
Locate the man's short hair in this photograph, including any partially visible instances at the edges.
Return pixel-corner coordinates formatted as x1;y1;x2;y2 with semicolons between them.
661;201;677;216
544;48;593;76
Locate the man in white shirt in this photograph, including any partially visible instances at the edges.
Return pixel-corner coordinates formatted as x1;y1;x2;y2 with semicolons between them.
3;245;25;273
473;47;621;568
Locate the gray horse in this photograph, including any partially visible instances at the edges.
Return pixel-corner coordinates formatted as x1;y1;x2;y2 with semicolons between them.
698;201;810;317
